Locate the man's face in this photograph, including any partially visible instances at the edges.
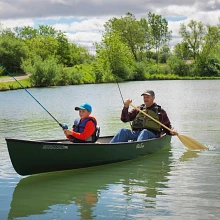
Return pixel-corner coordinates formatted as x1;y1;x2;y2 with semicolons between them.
143;94;154;107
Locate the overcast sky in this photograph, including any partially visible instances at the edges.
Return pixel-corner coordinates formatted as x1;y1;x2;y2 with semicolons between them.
0;0;219;50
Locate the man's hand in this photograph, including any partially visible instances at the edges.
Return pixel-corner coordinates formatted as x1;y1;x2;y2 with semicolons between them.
170;129;178;136
124;99;132;108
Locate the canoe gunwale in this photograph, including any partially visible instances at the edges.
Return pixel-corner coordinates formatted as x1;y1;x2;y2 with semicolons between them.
5;134;167;145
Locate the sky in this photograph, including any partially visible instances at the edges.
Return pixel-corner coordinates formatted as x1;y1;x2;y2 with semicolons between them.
0;0;219;52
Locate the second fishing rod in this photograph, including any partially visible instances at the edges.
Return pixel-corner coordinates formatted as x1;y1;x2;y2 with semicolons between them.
1;65;68;130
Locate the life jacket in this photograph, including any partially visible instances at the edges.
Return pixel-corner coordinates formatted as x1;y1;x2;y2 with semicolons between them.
72;116;100;143
132;103;161;134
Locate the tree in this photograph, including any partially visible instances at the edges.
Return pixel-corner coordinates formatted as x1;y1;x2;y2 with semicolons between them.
179;20;206;60
173;42;192;60
0;30;28;73
194;24;220;76
95;31;133;80
200;25;220;57
147;12;172;64
15;25;91;67
56;31;71;65
104;12;145;61
159;44;171;63
25;35;59;60
15;26;38;39
139;18;154;61
70;44;94;66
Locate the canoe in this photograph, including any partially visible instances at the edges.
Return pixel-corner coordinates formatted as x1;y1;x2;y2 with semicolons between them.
5;134;171;176
8;145;172;219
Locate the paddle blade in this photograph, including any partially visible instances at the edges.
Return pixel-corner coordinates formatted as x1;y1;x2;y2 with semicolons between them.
177;134;208;150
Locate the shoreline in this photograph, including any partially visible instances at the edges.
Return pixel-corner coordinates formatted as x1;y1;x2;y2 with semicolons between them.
0;75;29;83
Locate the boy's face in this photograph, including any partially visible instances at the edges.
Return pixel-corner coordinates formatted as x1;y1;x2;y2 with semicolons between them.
79;109;91;119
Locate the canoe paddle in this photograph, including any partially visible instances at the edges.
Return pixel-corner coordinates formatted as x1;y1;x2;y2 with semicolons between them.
130;103;208;150
1;65;67;130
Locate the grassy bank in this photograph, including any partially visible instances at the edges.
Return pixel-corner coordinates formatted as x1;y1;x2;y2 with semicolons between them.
0;74;220;92
0;78;31;91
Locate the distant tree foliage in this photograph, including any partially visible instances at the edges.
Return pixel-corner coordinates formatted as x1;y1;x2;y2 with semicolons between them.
0;13;220;89
179;20;206;60
0;28;28;73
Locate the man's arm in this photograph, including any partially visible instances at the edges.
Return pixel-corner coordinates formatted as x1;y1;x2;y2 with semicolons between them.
121;107;138;122
159;109;172;134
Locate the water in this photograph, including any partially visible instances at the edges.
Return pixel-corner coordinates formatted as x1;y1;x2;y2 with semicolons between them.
0;80;220;220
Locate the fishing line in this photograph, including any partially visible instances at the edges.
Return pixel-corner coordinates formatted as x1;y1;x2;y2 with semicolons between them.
1;65;64;129
115;77;133;131
116;80;125;104
104;44;132;130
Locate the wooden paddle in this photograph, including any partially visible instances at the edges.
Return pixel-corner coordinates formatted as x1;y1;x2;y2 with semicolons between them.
130;103;208;150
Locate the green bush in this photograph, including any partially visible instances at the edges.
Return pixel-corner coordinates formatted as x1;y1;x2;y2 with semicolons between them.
70;68;84;84
145;64;158;75
194;55;220;77
67;64;95;85
132;61;147;80
167;56;190;76
91;62;105;83
21;55;63;87
0;83;9;91
56;68;71;85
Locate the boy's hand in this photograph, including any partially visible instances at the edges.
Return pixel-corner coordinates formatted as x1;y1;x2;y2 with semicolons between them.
61;123;68;130
64;129;72;136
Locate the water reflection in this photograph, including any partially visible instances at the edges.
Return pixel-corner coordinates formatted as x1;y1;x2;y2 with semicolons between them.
9;145;173;220
179;150;199;162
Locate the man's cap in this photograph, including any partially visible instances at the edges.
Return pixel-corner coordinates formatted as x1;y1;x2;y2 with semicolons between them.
141;90;155;97
75;102;92;112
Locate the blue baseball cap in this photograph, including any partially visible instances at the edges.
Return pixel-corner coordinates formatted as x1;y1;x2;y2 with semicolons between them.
75;102;92;112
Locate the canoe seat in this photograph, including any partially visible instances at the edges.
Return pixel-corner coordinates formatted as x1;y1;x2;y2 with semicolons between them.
95;125;100;142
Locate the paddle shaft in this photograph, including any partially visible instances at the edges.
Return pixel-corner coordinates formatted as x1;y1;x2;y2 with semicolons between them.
129;103;172;132
2;65;63;128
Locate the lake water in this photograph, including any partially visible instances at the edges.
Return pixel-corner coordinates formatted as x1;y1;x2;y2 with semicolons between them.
0;80;220;220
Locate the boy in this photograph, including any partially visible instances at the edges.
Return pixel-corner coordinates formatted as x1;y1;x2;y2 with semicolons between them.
63;102;98;143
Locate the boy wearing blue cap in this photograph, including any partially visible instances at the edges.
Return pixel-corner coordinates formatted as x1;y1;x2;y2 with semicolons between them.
63;102;99;143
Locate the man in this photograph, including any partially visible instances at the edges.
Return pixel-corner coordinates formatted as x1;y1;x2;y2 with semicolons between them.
110;90;178;143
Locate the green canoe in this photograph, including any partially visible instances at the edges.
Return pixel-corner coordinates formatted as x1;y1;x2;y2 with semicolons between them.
8;145;172;219
6;134;171;176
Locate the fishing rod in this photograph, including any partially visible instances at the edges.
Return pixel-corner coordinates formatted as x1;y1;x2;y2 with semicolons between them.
115;77;133;131
104;46;132;129
1;65;67;129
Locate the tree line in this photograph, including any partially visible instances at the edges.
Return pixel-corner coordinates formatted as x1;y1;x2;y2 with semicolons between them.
0;12;220;89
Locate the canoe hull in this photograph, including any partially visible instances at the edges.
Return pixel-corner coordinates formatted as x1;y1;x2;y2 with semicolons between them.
6;134;171;176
